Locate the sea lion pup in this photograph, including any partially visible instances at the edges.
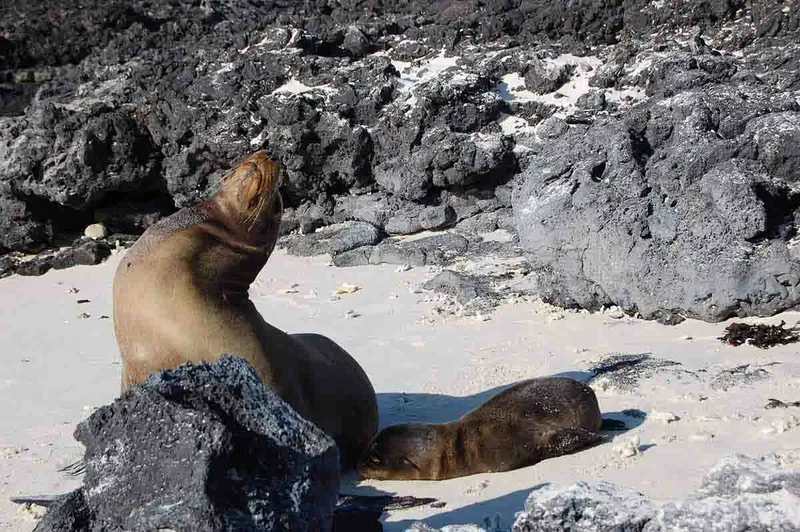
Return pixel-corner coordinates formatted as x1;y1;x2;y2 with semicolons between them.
113;151;378;467
357;377;604;480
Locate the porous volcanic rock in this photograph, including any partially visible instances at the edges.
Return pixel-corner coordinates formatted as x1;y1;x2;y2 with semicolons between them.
35;355;339;532
3;0;800;324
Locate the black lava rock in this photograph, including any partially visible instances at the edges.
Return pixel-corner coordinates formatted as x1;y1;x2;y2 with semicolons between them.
37;356;340;532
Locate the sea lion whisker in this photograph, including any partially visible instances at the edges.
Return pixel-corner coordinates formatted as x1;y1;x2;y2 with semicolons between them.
59;458;86;477
246;189;273;233
210;167;237;192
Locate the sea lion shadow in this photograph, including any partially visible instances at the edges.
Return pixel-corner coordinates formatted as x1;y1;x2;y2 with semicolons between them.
377;384;509;428
391;487;539;531
600;409;647;432
376;369;615;429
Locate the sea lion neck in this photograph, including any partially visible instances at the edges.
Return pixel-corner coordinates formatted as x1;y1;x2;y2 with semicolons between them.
434;422;464;480
189;200;275;296
203;193;281;251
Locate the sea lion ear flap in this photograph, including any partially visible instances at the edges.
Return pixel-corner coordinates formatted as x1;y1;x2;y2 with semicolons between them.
260;158;282;201
241;156;281;212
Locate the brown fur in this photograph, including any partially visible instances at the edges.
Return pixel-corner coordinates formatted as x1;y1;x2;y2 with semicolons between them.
113;151;378;467
357;377;604;480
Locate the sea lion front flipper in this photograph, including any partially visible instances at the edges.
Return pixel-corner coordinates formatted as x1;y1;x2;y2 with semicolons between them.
544;427;607;458
10;494;67;507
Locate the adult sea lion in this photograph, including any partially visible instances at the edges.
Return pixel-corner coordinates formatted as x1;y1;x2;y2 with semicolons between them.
112;151;378;467
357;377;605;480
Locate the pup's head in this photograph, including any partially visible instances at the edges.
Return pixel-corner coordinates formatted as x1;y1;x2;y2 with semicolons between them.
356;424;439;481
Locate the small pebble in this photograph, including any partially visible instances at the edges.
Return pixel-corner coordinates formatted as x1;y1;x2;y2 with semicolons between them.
613;435;641;458
463;479;490;495
16;503;46;521
84;223;108;240
334;283;360;296
344;310;360;319
681;393;708;402
0;447;26;459
279;283;299;294
650;410;681;425
679;335;693;340
606;306;625;319
395;264;412;272
689;431;715;442
77;313;90;319
762;416;799;435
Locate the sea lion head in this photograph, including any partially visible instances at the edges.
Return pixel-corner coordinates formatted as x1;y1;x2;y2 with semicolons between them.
357;423;438;480
214;150;283;247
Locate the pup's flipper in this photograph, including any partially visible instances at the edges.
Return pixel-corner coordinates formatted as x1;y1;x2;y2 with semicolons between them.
546;427;607;457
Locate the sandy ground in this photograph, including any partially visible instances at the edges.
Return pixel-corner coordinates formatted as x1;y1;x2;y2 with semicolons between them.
1;249;799;530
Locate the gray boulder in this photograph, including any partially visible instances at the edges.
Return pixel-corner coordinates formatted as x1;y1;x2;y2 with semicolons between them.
386;205;457;235
508;455;800;532
512;481;655;532
646;456;800;532
645;497;800;532
279;221;382;257
386;205;426;235
523;59;574;95
697;454;800;498
422;270;492;305
37;356;339;532
371;69;514;200
369;233;469;267
329;221;382;255
342;26;371;58
512;83;800;322
33;490;91;532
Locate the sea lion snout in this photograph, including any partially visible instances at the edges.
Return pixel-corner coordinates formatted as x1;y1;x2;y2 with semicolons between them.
225;151;282;214
213;151;284;244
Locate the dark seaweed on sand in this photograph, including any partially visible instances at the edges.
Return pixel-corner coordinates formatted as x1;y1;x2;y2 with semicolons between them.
719;321;800;349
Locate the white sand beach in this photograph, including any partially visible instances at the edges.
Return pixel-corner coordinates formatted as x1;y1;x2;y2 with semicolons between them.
1;250;799;530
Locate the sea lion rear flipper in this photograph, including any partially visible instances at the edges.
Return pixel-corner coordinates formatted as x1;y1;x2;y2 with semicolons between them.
545;427;607;458
600;418;628;431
